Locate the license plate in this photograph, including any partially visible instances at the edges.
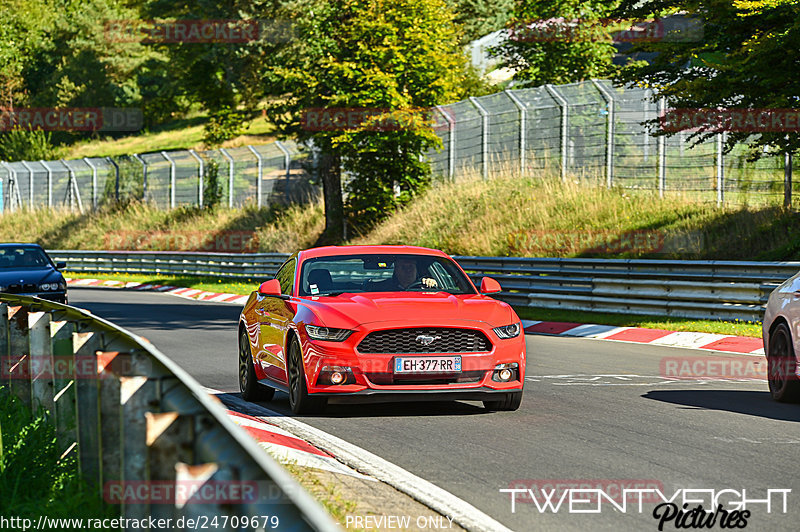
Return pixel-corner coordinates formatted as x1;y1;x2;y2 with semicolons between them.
393;356;461;373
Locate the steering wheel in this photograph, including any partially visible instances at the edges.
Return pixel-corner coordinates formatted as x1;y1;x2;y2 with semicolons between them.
405;280;424;290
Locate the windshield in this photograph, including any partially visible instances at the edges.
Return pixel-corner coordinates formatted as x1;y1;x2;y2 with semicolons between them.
0;247;51;269
298;254;476;296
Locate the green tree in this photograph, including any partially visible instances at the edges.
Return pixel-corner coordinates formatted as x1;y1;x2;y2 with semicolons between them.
614;0;800;157
493;0;621;85
447;0;515;43
267;0;468;240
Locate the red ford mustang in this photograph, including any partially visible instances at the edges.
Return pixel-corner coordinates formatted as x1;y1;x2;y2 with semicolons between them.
237;245;526;414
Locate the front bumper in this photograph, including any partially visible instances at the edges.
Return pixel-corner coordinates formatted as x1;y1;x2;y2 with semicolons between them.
0;292;68;304
298;322;527;398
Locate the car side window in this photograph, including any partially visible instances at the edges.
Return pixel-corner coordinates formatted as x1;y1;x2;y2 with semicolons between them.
275;259;297;295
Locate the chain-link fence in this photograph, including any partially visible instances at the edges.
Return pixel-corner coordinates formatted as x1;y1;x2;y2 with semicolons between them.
0;140;315;212
428;79;797;207
2;80;797;212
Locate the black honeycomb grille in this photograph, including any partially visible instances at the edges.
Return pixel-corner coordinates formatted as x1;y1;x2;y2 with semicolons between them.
357;328;492;354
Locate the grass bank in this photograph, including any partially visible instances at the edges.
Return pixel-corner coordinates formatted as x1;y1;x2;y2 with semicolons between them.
0;388;116;523
4;176;799;260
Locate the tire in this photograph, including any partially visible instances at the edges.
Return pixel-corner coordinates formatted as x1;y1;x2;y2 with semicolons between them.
239;328;275;402
484;391;523;411
767;323;800;403
287;337;326;415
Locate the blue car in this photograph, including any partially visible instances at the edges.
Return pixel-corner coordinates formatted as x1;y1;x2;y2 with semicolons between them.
0;244;68;304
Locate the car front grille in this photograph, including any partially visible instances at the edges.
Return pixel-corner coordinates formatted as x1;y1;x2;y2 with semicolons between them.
3;283;38;294
357;328;492;354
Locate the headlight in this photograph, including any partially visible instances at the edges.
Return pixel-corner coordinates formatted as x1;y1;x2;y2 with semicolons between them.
305;325;353;341
493;322;521;339
39;283;55;291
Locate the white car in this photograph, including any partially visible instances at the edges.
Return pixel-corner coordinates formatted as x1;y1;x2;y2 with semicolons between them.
762;272;800;402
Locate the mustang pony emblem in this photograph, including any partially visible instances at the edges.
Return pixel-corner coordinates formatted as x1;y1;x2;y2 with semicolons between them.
415;334;441;346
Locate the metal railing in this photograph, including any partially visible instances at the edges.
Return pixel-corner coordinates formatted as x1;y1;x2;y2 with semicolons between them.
49;250;800;322
0;294;339;532
4;82;800;213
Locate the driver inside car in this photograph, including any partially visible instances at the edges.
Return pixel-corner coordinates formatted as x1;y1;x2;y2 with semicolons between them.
371;257;438;291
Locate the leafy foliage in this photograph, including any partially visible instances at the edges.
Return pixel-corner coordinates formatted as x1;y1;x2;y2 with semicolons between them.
447;0;515;43
613;0;800;157
202;107;246;148
493;0;621;85
0;128;56;161
203;158;224;208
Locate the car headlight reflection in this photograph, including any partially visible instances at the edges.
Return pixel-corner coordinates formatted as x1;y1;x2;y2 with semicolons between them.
493;322;521;339
305;325;353;341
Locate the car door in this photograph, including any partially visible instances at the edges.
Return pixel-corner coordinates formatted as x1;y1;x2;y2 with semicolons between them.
255;258;297;383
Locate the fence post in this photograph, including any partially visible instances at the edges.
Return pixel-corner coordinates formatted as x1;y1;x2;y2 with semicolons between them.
219;148;234;208
592;79;615;188
161;151;176;208
131;154;147;203
274;141;292;203
61;159;83;213
658;97;666;198
247;145;263;207
785;151;793;209
435;106;456;181
716;133;724;207
504;90;527;176
20;160;34;208
545;84;569;180
83;158;99;209
469;97;490;180
188;149;204;208
0;162;17;211
106;157;120;202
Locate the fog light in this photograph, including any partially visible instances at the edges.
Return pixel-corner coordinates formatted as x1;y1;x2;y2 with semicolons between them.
499;368;513;381
330;371;345;385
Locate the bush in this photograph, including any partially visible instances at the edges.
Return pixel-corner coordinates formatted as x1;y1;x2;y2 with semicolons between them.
0;128;57;161
202;107;245;148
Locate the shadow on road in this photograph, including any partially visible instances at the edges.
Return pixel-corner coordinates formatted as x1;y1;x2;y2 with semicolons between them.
642;389;800;422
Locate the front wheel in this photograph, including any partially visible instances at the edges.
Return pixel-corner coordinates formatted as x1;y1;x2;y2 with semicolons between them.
287;337;326;415
239;328;275;402
484;391;523;411
767;323;800;403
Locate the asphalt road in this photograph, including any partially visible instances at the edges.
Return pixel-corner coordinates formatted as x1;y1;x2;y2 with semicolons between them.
71;288;800;532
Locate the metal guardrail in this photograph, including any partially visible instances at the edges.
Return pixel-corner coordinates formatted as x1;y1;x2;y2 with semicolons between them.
50;250;800;322
0;294;339;532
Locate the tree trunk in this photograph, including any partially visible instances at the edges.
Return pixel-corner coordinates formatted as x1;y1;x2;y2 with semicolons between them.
315;151;344;245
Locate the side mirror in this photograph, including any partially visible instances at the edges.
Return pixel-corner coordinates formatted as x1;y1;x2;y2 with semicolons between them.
480;277;501;294
55;261;67;270
258;279;283;297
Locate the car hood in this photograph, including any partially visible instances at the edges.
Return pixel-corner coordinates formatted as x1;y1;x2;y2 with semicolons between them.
0;267;62;286
297;291;516;329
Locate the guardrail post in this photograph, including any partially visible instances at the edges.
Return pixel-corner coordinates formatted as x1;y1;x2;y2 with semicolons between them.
592;80;615;188
0;303;8;387
132;154;147;203
247;145;263;207
545;84;569;180
121;373;157;521
19;160;35;208
161;151;176;208
8;306;31;407
469;97;490;180
435;106;456;181
188;149;204;208
74;330;103;490
220;148;235;208
147;411;195;522
274;141;292;204
51;320;77;457
658;97;666;197
505;90;527;176
83;158;99;209
29;311;54;422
